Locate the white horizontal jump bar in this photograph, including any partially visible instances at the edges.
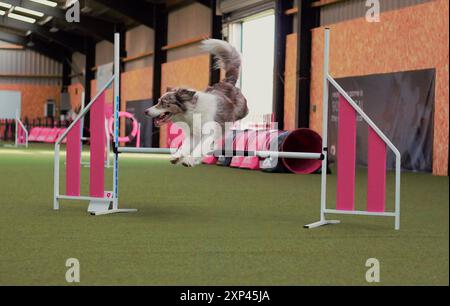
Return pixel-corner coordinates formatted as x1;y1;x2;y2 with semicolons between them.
118;147;176;154
118;147;322;160
213;150;322;159
57;195;112;202
256;151;322;159
324;209;397;217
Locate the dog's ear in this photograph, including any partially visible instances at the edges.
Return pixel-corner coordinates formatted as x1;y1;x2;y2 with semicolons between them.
175;88;196;101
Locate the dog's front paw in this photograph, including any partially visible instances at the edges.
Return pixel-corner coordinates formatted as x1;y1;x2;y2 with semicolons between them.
170;156;181;165
181;156;201;167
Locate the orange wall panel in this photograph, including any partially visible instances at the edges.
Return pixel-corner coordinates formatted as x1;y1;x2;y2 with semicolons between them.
120;67;153;138
121;66;153;109
0;83;61;120
68;83;83;110
310;0;449;175
284;33;297;131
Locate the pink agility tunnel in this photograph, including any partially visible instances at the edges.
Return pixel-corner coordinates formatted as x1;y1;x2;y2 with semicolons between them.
280;128;323;174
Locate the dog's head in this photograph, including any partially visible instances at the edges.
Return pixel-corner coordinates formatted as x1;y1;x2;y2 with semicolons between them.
145;87;197;127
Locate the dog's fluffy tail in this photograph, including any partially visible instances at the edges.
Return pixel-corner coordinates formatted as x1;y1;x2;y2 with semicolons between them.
201;39;241;86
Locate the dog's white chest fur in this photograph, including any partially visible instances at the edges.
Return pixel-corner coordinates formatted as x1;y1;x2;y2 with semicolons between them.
182;92;218;128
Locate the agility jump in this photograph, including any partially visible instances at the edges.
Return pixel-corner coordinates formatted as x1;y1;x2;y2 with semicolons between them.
53;29;401;229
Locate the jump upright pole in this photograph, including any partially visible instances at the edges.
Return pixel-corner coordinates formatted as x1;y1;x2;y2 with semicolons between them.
304;28;340;229
92;33;137;216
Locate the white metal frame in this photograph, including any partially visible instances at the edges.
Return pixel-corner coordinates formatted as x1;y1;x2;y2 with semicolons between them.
304;28;401;230
53;33;136;216
0;95;28;148
14;110;28;148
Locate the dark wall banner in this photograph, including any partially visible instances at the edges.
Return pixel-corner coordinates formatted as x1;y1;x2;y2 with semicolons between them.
125;99;153;148
328;69;435;173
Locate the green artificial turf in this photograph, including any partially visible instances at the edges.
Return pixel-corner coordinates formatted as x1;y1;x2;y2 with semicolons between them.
0;143;448;285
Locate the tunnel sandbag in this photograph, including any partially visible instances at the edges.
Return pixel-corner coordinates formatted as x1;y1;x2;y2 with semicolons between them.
260;131;290;173
230;130;252;168
216;129;240;167
280;128;322;174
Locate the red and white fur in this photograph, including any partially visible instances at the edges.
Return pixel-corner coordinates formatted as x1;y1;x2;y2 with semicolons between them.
145;39;248;167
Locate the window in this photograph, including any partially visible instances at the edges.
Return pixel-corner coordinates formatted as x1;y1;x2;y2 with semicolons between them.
228;11;275;128
45;100;55;117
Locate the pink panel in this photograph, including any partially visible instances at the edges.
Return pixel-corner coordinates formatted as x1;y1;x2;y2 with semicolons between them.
367;127;387;212
241;130;268;170
336;95;357;211
36;128;52;142
105;103;114;119
28;128;42;141
230;131;249;168
89;92;106;198
19;126;25;143
136;124;141;148
66;121;81;196
202;156;218;165
17;124;24;144
239;157;260;170
44;128;60;143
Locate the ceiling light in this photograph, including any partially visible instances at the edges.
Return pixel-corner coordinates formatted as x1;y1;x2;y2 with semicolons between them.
0;10;5;16
7;12;36;24
38;15;53;25
65;0;78;8
14;6;44;17
0;2;12;9
29;0;58;7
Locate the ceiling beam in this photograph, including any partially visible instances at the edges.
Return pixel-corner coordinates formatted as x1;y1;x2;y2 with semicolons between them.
93;0;155;28
0;30;62;62
167;0;210;12
209;0;221;85
1;0;116;42
0;16;84;53
195;0;212;7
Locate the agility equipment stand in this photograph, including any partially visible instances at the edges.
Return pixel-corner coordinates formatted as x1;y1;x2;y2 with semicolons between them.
53;33;136;216
304;28;401;230
1;110;28;148
53;29;400;230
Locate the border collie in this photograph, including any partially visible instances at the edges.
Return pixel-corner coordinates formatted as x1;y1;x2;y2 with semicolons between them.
145;39;248;167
